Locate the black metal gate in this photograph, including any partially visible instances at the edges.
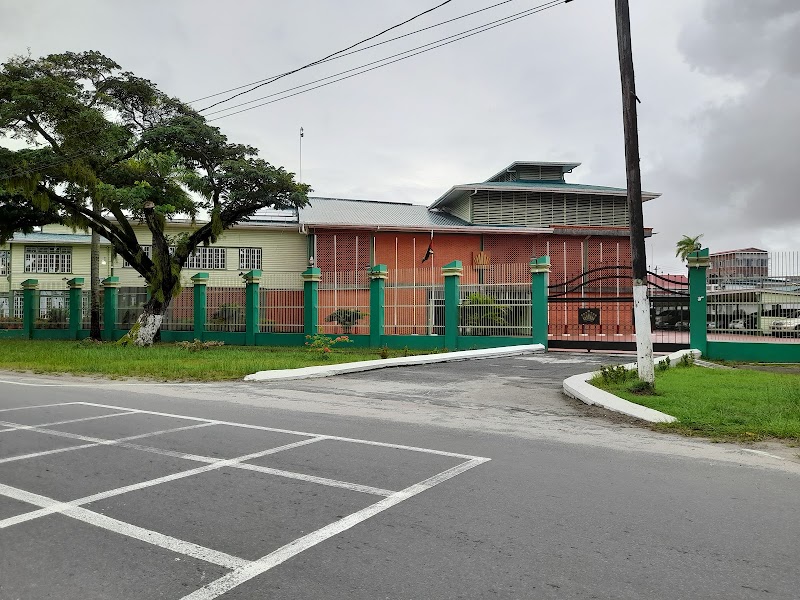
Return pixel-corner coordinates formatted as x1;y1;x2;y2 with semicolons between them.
547;266;690;351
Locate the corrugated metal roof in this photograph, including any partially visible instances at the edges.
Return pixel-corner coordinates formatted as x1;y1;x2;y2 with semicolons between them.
9;232;100;244
298;197;471;229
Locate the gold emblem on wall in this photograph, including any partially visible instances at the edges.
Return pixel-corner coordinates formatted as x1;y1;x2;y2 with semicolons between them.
473;251;491;270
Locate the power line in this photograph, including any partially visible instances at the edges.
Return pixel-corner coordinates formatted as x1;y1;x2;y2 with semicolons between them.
190;0;523;105
198;0;457;112
207;0;567;121
201;0;562;117
0;0;575;180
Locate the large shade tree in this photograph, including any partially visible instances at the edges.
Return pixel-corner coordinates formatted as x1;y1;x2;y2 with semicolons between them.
0;51;308;345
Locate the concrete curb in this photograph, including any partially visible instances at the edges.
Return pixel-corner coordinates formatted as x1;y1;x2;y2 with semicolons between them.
563;349;702;423
244;344;546;382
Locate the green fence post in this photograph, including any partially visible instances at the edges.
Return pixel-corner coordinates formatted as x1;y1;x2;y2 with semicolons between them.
688;248;710;356
20;279;38;339
101;276;120;341
530;256;550;349
302;267;321;338
442;260;463;351
191;272;209;341
244;270;261;346
369;264;388;347
67;277;85;340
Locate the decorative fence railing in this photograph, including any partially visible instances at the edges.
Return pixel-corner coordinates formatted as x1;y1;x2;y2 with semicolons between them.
259;271;304;333
1;255;796;361
707;251;800;342
319;269;370;336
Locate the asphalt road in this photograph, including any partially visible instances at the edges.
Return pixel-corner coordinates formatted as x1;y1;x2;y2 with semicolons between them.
0;353;798;600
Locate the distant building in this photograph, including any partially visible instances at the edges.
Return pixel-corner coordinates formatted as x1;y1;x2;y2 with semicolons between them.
709;248;769;280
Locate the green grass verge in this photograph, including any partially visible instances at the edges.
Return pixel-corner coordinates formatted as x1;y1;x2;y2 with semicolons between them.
0;339;428;382
590;364;800;443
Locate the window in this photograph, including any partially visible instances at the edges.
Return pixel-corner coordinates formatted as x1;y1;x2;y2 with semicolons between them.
239;247;262;271
186;247;226;270
122;245;152;267
24;246;72;273
0;250;8;275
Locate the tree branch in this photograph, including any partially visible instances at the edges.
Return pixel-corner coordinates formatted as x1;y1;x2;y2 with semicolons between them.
25;115;62;154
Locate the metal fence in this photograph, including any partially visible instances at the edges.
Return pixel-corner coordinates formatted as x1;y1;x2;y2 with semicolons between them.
319;270;370;336
460;263;531;337
118;287;148;329
259;272;304;333
0;291;24;329
385;267;443;336
708;251;800;342
33;283;70;329
205;278;245;333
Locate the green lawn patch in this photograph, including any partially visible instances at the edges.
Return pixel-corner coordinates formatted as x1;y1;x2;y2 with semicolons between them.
590;363;800;443
0;339;428;382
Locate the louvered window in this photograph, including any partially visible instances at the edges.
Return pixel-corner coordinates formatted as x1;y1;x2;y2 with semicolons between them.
24;246;72;273
0;251;8;275
239;247;262;271
186;247;226;270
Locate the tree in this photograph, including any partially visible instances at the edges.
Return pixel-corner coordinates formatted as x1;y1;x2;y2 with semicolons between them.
675;234;703;262
0;51;308;345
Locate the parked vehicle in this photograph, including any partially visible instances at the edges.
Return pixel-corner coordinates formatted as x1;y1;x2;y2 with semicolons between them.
770;311;800;338
729;314;759;332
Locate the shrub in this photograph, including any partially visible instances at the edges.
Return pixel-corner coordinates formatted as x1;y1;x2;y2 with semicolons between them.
461;293;508;335
325;309;366;334
304;334;352;358
657;357;671;372
680;353;695;367
379;345;390;359
599;364;635;384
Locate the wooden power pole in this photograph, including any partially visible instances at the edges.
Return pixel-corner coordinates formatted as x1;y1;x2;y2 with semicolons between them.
615;0;654;383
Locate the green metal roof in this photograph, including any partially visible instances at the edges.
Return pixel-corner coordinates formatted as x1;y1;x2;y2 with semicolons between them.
9;232;100;244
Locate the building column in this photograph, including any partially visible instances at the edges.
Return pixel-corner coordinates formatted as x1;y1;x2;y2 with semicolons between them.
67;278;85;340
688;248;710;355
302;267;321;337
21;279;38;339
530;256;550;348
191;272;209;341
369;264;388;347
244;270;261;346
442;260;463;351
101;276;120;341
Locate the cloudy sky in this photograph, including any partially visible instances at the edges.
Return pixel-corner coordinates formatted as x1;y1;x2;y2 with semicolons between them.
1;0;797;272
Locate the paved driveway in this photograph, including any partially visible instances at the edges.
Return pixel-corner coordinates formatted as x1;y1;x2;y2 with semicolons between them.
1;352;798;599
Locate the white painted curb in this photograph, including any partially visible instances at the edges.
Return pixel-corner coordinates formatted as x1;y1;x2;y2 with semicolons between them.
563;349;702;423
244;344;546;382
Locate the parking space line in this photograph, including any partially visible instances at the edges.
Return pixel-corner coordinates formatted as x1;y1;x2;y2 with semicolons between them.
0;410;140;433
0;482;248;570
178;457;491;600
76;401;484;460
0;422;216;466
0;402;83;412
232;463;395;496
0;437;328;530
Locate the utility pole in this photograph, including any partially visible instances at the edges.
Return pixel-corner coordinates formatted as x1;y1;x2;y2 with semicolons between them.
615;0;654;383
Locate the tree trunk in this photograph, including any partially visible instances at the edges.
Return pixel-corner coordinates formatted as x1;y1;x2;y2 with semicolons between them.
90;227;101;340
132;296;169;347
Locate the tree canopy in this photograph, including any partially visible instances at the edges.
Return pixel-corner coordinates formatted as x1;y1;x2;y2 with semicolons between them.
0;50;308;344
675;234;704;262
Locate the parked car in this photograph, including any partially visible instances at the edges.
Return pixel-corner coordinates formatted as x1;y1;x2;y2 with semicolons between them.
674;320;690;331
729;315;759;332
770;311;800;338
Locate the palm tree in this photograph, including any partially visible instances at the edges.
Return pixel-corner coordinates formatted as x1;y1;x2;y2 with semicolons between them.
675;234;703;262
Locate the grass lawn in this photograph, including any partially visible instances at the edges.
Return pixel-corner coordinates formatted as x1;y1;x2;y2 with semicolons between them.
590;364;800;443
0;339;426;381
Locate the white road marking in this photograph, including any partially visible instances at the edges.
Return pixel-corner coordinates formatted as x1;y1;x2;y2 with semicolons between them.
0;437;327;530
0;482;247;569
0;418;395;495
232;462;394;497
0;410;139;433
0;422;216;465
742;449;786;461
76;401;484;460
179;457;491;600
0;401;82;412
